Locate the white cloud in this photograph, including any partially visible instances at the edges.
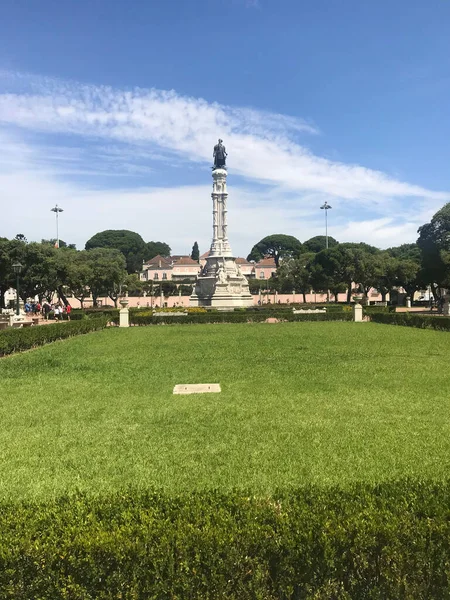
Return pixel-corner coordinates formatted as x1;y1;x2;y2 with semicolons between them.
0;71;447;204
0;71;448;253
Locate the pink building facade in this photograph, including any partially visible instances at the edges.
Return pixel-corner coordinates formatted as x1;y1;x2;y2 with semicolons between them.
140;255;201;282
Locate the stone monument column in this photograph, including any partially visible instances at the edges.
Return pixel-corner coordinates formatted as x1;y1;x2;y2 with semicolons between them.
190;140;253;308
210;168;232;257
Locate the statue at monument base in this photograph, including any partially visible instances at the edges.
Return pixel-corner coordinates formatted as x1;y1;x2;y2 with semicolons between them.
190;256;253;308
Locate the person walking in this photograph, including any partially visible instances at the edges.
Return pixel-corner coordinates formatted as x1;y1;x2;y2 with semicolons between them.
42;301;50;320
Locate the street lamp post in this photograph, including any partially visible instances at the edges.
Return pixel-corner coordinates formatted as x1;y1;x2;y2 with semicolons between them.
320;201;332;302
50;204;64;248
12;262;23;316
320;201;332;249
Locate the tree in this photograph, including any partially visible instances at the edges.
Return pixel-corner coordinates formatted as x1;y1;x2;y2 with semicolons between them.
191;241;200;262
63;250;93;308
14;234;28;243
179;284;193;295
85;230;146;274
309;246;355;302
10;242;59;302
42;239;76;250
145;241;171;261
387;244;423;302
417;204;450;298
371;253;400;302
84;248;127;307
247;279;263;295
339;243;382;302
276;253;315;303
161;281;178;297
303;236;338;253
0;238;18;308
124;273;143;297
247;234;303;267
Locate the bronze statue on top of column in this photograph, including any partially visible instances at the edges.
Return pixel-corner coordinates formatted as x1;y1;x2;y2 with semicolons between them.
213;139;227;169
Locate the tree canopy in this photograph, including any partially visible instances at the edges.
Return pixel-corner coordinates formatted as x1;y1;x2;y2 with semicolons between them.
303;235;339;253
417;203;450;292
85;230;147;274
247;234;303;267
191;241;200;262
145;241;171;261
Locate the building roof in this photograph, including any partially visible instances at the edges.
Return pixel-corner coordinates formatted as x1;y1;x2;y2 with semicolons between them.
235;257;253;265
145;254;172;268
172;256;199;266
200;251;210;259
257;257;277;267
171;254;191;262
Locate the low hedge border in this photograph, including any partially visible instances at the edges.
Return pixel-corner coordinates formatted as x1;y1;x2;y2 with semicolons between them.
1;481;449;598
70;308;120;321
0;316;109;357
371;312;450;332
130;312;353;325
363;305;395;315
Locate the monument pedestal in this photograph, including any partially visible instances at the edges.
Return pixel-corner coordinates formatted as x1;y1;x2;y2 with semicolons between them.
190;257;253;308
190;166;253;309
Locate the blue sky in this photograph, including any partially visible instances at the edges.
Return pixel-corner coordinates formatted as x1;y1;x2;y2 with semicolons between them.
0;0;449;256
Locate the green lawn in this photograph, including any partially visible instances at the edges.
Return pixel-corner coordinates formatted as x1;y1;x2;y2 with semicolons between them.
1;322;450;501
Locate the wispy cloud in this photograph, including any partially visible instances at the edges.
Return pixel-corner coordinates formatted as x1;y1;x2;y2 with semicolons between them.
0;70;447;252
0;71;446;204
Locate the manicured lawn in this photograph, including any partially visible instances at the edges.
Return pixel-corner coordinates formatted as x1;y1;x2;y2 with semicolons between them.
1;322;450;501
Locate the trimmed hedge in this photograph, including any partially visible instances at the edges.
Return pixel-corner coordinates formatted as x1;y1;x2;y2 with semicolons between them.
0;317;109;357
1;481;450;598
363;305;396;315
371;312;450;332
70;308;120;321
249;304;347;313
131;311;353;326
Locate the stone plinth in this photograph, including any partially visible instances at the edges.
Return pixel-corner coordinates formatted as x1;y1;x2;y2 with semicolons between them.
443;295;450;316
353;302;363;322
119;299;130;327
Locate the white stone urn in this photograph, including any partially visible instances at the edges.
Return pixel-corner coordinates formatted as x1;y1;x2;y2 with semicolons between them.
119;298;129;308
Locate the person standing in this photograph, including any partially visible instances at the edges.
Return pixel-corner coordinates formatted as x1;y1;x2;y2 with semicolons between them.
66;303;72;321
42;302;50;320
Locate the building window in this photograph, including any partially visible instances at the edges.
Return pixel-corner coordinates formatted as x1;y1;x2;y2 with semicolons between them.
162;272;167;280
260;271;265;279
154;273;159;280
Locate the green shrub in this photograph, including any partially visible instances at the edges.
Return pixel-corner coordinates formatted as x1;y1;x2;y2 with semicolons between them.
69;308;119;321
248;304;346;313
1;481;450;598
131;311;352;326
371;312;450;332
0;317;109;357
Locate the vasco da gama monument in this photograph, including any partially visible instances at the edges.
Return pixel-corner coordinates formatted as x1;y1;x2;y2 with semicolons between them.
190;140;253;308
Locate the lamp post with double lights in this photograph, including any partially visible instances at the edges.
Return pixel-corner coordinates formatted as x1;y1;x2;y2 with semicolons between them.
320;201;332;249
12;262;23;315
51;204;64;248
